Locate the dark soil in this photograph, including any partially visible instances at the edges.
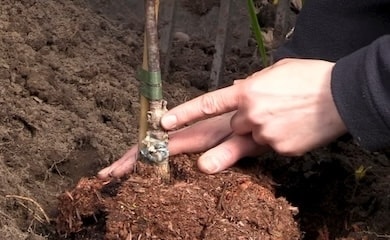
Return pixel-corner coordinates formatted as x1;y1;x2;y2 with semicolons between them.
0;0;389;240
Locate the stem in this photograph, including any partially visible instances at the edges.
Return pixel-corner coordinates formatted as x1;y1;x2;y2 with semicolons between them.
146;1;160;72
139;0;159;147
139;0;170;182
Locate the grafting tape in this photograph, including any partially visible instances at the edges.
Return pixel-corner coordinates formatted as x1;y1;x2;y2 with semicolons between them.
137;67;162;100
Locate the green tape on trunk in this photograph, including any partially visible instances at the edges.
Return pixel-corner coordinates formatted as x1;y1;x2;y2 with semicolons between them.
137;67;162;100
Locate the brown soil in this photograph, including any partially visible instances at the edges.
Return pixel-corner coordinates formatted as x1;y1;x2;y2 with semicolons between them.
55;156;299;239
0;0;389;240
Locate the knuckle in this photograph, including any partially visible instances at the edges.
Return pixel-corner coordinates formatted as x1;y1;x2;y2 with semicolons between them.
246;110;260;123
239;82;257;106
200;94;219;115
243;80;257;94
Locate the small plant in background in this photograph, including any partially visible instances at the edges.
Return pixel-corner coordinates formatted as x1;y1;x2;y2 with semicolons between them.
249;0;303;66
350;165;372;200
354;165;372;182
247;0;269;67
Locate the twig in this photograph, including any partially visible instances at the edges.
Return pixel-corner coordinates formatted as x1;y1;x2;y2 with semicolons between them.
217;183;229;211
126;231;132;240
44;150;72;181
359;231;390;239
5;194;50;223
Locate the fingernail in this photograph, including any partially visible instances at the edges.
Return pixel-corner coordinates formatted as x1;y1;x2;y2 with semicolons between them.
199;156;220;174
161;114;177;129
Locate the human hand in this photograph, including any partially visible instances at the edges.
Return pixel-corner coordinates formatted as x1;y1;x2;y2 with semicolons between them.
98;58;347;179
161;58;347;156
97;112;268;179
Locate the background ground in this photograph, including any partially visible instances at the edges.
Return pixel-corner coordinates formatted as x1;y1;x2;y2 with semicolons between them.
0;0;389;239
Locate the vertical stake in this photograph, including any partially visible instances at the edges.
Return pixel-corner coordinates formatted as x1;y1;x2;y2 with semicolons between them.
209;0;232;91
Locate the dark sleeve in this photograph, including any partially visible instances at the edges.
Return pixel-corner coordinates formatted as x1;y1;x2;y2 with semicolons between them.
273;0;390;150
274;0;390;62
331;35;390;150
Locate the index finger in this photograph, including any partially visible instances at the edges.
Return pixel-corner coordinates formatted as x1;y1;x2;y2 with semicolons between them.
161;84;241;130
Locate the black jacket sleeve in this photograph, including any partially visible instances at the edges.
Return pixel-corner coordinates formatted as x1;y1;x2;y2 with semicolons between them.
331;35;390;150
274;0;390;150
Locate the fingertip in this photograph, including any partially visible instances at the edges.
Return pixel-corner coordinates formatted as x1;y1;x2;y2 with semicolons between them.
161;114;177;129
197;156;220;174
97;167;113;180
198;145;236;174
197;134;266;174
97;145;139;179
